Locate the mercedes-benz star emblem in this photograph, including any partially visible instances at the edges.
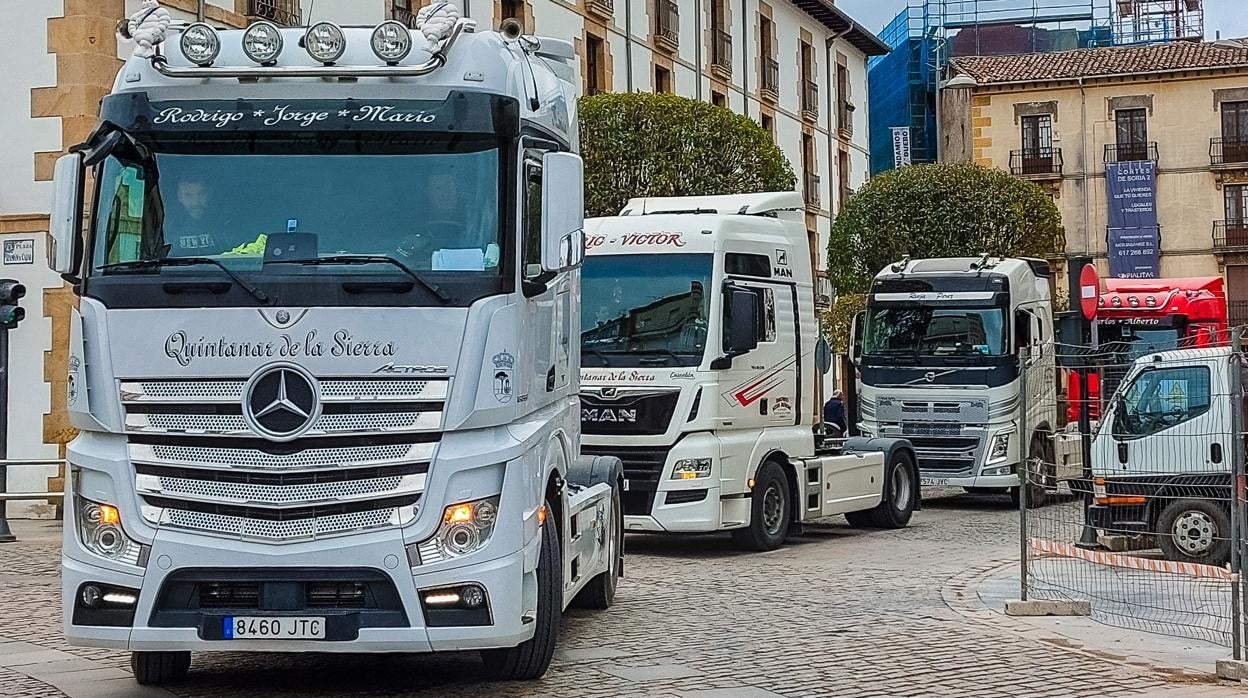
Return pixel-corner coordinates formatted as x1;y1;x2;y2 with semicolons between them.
243;364;321;441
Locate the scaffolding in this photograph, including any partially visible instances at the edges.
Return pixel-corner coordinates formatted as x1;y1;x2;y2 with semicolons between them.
1113;0;1204;45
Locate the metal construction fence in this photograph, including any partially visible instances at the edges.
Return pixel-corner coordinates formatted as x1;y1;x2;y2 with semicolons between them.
1019;334;1246;652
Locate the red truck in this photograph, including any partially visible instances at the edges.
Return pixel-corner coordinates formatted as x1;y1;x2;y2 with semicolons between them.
1066;276;1228;424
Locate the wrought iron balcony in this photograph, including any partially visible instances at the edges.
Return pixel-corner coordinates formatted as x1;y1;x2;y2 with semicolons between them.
1211;137;1248;168
761;57;780;99
802;79;819;120
1214;220;1248;251
804;172;821;211
586;0;615;19
247;0;301;26
711;29;732;74
1010;148;1063;179
656;0;679;50
1230;300;1248;329
1104;142;1158;164
838;101;854;137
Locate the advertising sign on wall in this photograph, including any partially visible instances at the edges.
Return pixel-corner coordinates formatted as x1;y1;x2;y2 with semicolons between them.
1106;160;1159;279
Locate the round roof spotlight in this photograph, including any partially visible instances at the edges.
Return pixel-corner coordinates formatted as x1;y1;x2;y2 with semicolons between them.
305;22;347;64
1145;295;1157;307
243;21;284;65
371;21;413;64
181;23;221;67
1128;295;1140;307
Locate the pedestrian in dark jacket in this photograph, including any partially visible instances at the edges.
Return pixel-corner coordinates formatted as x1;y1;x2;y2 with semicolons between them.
824;390;847;436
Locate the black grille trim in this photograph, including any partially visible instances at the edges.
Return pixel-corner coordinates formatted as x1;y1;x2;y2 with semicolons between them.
141;494;420;521
134;462;427;486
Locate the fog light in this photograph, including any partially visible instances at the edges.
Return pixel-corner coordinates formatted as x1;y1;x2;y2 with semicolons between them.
243;20;284;64
460;585;485;608
370;20;412;64
81;585;102;608
305;22;346;64
180;23;221;66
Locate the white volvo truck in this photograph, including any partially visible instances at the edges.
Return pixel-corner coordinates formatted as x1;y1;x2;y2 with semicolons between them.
47;6;622;684
855;257;1061;507
579;193;919;551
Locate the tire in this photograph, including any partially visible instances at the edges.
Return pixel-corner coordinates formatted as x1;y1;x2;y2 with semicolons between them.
965;487;1009;495
1156;498;1231;566
481;501;562;680
131;651;191;686
1010;437;1048;509
571;486;622;610
731;460;791;552
847;450;917;529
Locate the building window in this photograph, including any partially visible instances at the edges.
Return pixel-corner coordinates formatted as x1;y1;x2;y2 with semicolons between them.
800;41;818;119
802;133;819;210
654;65;672;93
502;0;522;20
760;113;774;139
838;149;851;208
1017;114;1056;174
1221;101;1248;164
836;64;852;135
586;32;607;95
711;91;727;109
1228;185;1248;225
1112;108;1149;162
760;16;778;98
711;0;731;74
655;0;679;49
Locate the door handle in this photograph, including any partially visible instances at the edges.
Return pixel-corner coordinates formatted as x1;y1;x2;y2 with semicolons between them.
1211;442;1223;464
1117;441;1128;464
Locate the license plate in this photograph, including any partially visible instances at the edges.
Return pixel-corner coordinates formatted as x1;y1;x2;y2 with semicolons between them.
920;477;951;486
224;616;326;640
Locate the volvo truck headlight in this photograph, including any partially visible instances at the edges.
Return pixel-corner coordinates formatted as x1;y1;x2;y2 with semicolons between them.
371;21;413;64
671;458;712;480
411;496;501;565
243;21;284;64
180;23;221;66
305;22;347;64
986;430;1012;464
76;497;147;567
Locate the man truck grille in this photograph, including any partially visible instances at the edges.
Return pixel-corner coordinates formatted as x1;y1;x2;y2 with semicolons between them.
120;377;445;542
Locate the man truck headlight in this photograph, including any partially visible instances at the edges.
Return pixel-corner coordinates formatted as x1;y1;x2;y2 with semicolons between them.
986;430;1012;464
672;458;712;479
76;497;147;567
410;496;500;565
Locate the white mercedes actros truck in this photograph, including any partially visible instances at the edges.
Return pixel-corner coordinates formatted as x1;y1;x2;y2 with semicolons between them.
47;5;622;684
579;193;919;551
855;257;1060;507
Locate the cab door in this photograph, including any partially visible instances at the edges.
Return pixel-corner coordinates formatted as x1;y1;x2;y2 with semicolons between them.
717;267;800;430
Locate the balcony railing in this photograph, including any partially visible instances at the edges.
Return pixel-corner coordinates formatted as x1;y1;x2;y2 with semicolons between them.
1214;220;1248;251
761;57;780;99
801;79;819;119
711;28;732;74
656;0;679;50
1231;300;1248;329
392;6;418;28
837;101;854;137
247;0;301;26
1211;137;1248;167
587;0;615;18
1010;148;1063;178
804;172;821;210
1104;142;1158;164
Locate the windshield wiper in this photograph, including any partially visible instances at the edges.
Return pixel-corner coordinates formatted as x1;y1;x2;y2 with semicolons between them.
265;255;449;303
98;257;273;305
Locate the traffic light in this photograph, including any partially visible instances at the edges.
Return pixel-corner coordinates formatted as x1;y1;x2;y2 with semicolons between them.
0;280;26;331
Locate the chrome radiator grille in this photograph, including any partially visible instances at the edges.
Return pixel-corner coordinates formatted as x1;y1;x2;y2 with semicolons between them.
121;376;446;542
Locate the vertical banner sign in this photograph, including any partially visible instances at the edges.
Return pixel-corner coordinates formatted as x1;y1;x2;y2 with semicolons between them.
891;127;912;169
1106;160;1160;279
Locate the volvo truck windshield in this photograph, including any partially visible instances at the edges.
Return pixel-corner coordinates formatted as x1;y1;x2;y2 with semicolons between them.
581;253;711;367
863;305;1008;359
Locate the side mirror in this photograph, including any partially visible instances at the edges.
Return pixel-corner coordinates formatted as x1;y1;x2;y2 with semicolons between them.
850;311;865;365
540;152;584;274
724;286;760;356
49;153;85;276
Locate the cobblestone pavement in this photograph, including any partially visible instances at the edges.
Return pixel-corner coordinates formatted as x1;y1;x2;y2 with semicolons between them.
0;489;1243;697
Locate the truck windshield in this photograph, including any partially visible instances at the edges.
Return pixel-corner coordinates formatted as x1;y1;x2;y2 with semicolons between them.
581;254;711;367
88;134;502;305
863;305;1007;358
1099;326;1182;362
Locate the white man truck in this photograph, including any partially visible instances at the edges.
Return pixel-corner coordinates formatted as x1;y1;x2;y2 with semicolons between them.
855;257;1060;507
47;5;623;684
578;193;919;551
1088;347;1236;566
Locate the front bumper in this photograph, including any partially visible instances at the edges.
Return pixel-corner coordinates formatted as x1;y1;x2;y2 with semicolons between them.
63;531;537;654
918;471;1019;489
623;485;750;533
1086;503;1150;536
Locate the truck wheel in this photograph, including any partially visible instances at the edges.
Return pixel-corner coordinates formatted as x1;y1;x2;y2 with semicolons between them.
847;450;917;529
1009;438;1048;509
130;651;190;685
481;502;562;680
1157;498;1230;566
571;487;622;610
731;460;790;551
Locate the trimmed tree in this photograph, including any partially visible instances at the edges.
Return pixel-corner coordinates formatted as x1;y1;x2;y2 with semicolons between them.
579;92;796;217
827;163;1064;295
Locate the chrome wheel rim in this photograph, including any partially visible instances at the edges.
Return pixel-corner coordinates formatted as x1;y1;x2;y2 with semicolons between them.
891;461;912;510
762;482;785;535
1173;510;1216;555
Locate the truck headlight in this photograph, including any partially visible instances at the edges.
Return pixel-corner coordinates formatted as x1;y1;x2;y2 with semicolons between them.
672;458;712;480
411;496;500;565
986;430;1012;464
76;497;147;567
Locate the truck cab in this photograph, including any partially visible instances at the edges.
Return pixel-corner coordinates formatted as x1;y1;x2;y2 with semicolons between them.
856;257;1059;506
579;193;918;551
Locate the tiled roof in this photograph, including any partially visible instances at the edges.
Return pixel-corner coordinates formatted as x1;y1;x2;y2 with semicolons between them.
951;41;1248;84
788;0;891;56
